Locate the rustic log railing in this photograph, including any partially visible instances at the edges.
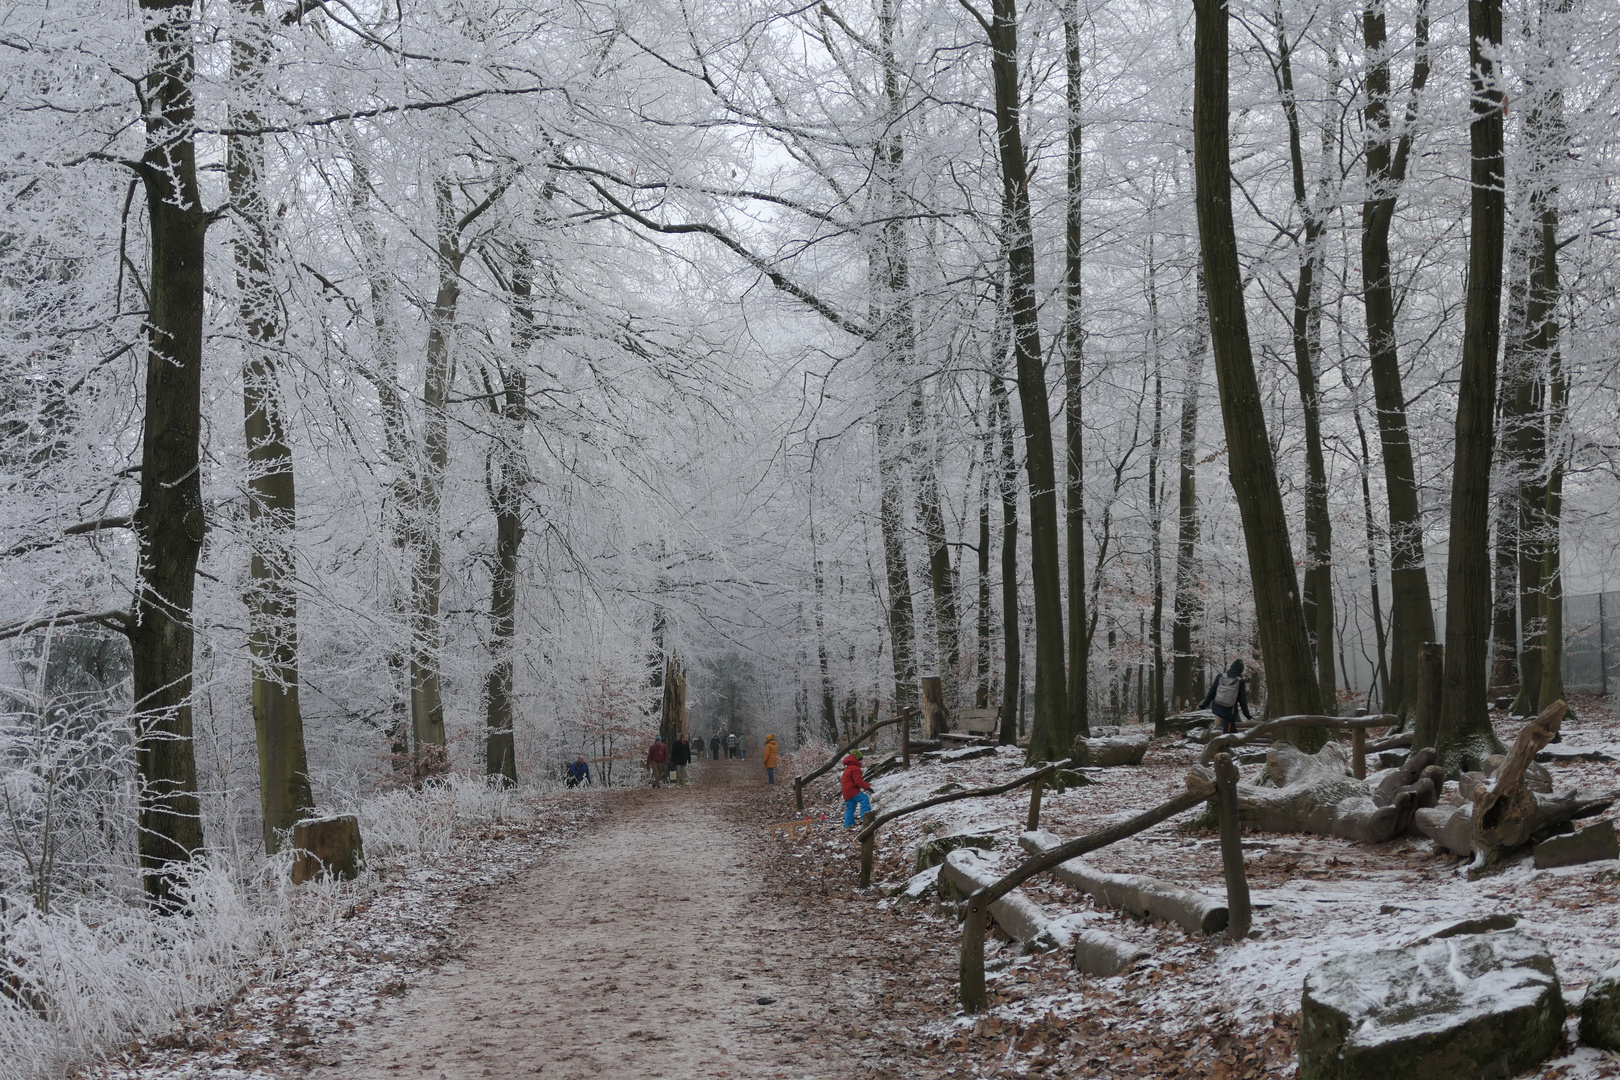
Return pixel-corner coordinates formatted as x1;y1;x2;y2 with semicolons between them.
958;780;1221;1012
855;758;1074;888
1200;713;1398;777
794;708;915;811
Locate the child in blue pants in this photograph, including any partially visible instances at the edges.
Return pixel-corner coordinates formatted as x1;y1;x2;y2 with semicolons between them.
840;751;873;828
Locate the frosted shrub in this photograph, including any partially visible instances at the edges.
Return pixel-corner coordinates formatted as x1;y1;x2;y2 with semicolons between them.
358;773;537;861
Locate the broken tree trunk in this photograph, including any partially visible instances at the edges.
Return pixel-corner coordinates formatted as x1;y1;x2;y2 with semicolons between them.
1019;830;1228;935
921;675;949;740
290;815;365;884
1470;700;1568;871
1191;742;1426;843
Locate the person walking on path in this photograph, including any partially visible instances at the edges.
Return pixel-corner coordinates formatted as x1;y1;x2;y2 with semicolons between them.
567;755;591;788
672;735;691;784
726;732;738;759
762;734;779;785
840;750;873;828
710;734;721;761
646;736;669;787
1199;659;1254;735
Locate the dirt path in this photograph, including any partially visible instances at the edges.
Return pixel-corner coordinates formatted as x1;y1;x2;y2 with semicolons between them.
309;761;865;1080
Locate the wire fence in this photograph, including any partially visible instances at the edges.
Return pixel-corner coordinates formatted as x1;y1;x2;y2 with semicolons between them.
1564;590;1619;695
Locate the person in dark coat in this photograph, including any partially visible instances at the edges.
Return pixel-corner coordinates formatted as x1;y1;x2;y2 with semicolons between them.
567;755;590;788
710;734;721;760
1199;659;1254;735
672;735;692;784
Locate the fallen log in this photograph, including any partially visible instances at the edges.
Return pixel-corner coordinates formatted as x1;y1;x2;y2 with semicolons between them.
1189;742;1421;843
1018;829;1227;935
1415;788;1618;861
1072;733;1150;767
940;848;1060;951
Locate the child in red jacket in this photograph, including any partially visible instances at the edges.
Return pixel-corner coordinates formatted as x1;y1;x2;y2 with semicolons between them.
841;751;873;828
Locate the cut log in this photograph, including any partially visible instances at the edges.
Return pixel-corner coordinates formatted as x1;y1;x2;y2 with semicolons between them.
1018;829;1228;935
290;814;365;884
1073;930;1150;977
939;848;1058;951
1189;742;1417;843
1071;733;1149;768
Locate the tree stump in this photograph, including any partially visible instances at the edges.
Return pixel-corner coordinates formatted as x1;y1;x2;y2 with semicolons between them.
291;815;365;884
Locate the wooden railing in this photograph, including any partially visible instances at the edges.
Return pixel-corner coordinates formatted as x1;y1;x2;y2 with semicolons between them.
1200;713;1398;778
855;758;1074;888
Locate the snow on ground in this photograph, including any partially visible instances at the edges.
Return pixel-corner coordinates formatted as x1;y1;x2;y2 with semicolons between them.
816;694;1620;1078
62;786;600;1080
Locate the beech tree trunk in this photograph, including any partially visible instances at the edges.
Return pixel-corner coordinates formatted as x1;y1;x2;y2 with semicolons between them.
1063;0;1089;740
229;0;314;850
975;433;993;710
993;360;1021;746
1191;0;1321;724
1273;9;1337;711
812;515;840;742
131;0;206;907
1360;0;1434;720
1171;294;1206;709
1436;0;1508;775
1490;221;1534;693
1353;406;1391;709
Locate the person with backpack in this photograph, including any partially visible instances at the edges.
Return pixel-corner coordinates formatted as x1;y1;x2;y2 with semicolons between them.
840;750;873;828
726;732;738;759
1199;659;1254;735
566;755;590;788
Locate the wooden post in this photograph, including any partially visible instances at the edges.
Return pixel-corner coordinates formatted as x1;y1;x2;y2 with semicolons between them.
901;707;910;768
1412;642;1444;751
794;776;804;813
921;675;948;738
1213;753;1251;940
860;833;875;889
959;899;989;1012
1352;726;1366;779
1026;775;1045;831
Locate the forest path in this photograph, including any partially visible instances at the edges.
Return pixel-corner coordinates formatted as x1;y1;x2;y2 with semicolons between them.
308;760;862;1080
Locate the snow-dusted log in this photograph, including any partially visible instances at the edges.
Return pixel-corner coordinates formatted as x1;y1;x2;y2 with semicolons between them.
1187;742;1426;843
1072;930;1150;977
939;848;1058;950
1414;788;1618;860
1018;829;1228;935
1071;733;1150;767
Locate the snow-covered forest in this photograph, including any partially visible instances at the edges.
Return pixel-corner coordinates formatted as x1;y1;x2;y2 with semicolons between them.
3;0;1620;1071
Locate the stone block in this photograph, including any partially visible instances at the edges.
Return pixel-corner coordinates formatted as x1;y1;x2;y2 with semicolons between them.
1533;820;1619;870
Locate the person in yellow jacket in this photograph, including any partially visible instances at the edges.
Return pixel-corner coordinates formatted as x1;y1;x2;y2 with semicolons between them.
762;734;779;785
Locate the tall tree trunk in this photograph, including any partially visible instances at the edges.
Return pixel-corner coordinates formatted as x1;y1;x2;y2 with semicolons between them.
913;395;960;700
1361;0;1434;719
1274;6;1338;711
1171;288;1207;709
1062;0;1090;740
1191;0;1321;726
229;0;313;850
988;0;1068;759
993;359;1021;746
1353;404;1391;709
1435;0;1508;774
1538;342;1568;713
1491;220;1534;695
811;514;839;742
131;0;206;907
976;428;993;709
483;246;535;786
1146;234;1167;734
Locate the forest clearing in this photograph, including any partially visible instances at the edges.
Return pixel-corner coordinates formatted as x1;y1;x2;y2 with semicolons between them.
5;0;1620;1074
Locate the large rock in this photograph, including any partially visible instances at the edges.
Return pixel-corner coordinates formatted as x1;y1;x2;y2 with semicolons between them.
1581;963;1620;1050
1533;820;1619;869
915;829;999;871
1299;932;1565;1080
1071;733;1149;768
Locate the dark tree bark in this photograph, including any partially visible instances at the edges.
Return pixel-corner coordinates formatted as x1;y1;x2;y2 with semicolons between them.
993;360;1021;746
229;0;313;851
812;515;840;742
976;428;993;709
482;245;536;786
132;0;207;907
1145;239;1167;734
1171;290;1207;709
1062;0;1090;740
1490;221;1534;694
1435;0;1508;774
1361;0;1434;719
1353;405;1391;709
1191;0;1321;724
1272;7;1337;711
986;0;1068;759
913;395;960;701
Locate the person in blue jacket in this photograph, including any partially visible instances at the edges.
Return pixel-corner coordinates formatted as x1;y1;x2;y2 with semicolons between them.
567;755;591;787
1199;659;1253;735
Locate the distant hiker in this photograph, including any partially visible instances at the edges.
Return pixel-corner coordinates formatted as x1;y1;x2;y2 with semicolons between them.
647;736;669;786
1199;659;1253;735
567;755;590;788
727;732;738;759
840;750;873;828
673;735;691;784
710;734;722;760
692;734;705;760
762;734;779;785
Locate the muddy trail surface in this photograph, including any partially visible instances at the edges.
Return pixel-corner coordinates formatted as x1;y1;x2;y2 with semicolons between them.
309;761;874;1080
